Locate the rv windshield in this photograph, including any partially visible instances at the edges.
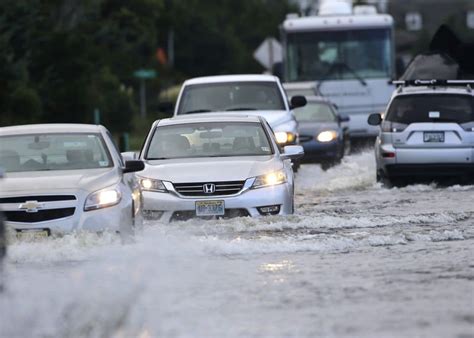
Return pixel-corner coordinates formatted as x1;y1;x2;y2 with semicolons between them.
285;28;392;82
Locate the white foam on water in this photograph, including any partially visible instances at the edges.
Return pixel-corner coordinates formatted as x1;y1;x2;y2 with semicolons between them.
296;151;376;193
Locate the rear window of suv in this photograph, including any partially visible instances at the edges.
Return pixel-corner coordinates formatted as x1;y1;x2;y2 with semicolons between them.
386;94;474;124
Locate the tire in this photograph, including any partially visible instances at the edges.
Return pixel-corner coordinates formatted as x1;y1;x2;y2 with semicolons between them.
343;137;351;156
321;162;332;171
377;170;393;188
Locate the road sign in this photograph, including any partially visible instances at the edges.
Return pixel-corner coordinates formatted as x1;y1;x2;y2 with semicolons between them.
468;11;474;29
253;37;282;70
133;69;157;79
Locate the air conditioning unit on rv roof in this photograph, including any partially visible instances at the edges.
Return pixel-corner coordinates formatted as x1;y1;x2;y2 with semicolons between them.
319;0;352;16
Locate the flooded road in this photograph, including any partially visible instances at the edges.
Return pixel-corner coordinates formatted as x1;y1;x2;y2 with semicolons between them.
2;151;473;338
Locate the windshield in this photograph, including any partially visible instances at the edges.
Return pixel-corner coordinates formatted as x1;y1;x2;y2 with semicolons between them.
294;101;337;122
0;133;113;173
146;122;273;159
386;95;474;124
285;28;392;82
176;82;285;115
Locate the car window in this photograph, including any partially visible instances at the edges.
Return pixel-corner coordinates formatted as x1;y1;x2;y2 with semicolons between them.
0;133;113;173
105;130;123;166
177;82;285;114
294;102;337;122
146;122;273;159
386;94;474;124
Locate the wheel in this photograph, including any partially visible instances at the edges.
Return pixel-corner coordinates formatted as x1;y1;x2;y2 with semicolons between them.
321;162;332;171
343;137;351;156
376;170;393;188
292;160;300;173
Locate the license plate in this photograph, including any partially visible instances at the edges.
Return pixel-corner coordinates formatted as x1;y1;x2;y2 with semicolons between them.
424;131;445;143
195;200;225;216
16;229;50;239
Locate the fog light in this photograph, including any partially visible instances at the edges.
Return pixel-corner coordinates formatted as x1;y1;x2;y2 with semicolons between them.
143;210;164;220
257;205;280;215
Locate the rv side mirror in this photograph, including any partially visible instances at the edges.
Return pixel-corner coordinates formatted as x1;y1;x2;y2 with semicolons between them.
368;113;382;126
290;96;307;109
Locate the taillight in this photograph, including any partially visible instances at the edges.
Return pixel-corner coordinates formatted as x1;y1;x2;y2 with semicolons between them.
382;152;396;158
381;121;408;133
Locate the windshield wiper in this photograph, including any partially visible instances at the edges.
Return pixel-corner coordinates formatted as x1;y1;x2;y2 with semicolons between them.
146;157;169;160
182;109;213;114
225;107;258;111
316;61;367;93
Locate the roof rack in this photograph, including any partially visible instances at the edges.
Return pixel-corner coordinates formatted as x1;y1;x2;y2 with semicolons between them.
390;79;474;87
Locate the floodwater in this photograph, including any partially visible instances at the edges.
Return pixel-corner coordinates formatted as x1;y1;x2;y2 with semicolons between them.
1;151;473;338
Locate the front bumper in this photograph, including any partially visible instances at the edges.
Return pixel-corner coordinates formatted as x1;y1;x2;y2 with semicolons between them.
142;183;293;222
1;189;132;235
300;140;341;163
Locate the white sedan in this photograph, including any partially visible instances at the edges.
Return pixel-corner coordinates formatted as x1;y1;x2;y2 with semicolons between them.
0;124;144;238
134;114;304;222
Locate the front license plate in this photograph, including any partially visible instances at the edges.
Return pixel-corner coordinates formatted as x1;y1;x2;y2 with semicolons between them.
424;131;445;143
16;229;50;239
195;200;225;216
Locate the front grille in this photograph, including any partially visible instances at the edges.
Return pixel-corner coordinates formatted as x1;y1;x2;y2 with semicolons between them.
173;181;245;196
171;209;250;222
0;195;76;203
299;135;313;143
5;208;75;223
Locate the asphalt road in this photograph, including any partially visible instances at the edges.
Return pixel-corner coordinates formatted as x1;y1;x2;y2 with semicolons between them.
1;151;473;338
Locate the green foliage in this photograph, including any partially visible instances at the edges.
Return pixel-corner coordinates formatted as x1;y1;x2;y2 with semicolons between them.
0;0;295;134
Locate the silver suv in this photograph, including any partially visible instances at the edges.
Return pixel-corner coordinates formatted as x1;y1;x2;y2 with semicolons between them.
368;80;474;186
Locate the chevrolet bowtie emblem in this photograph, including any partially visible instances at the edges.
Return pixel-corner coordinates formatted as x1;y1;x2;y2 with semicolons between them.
19;200;44;213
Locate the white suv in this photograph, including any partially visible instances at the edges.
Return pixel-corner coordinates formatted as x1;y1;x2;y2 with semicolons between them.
368;80;474;186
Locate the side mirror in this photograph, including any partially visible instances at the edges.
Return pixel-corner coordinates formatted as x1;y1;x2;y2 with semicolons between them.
338;114;350;123
121;151;138;162
368;113;382;126
281;145;304;160
123;160;145;174
290;95;307;109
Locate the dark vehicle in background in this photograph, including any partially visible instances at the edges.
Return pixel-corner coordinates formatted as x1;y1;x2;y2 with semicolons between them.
294;96;350;170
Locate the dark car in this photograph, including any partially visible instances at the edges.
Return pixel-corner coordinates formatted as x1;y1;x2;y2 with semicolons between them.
294;96;350;170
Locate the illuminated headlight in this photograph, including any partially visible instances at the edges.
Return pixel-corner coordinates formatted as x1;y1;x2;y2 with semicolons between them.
84;187;121;211
274;131;296;144
316;130;338;143
139;177;167;192
252;169;287;188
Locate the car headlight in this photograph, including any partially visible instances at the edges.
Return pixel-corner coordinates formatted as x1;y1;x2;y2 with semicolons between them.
274;131;296;145
139;177;167;192
252;169;287;188
84;187;122;211
316;130;338;143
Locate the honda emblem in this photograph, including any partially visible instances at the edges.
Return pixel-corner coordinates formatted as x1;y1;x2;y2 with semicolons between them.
203;183;216;194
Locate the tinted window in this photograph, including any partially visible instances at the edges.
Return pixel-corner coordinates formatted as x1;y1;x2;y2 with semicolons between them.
386;94;474;124
177;82;285;114
294;102;337;122
0;133;113;173
146;122;273;159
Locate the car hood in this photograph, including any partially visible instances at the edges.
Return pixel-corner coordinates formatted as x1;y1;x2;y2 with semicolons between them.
225;110;294;128
141;156;282;182
298;121;340;135
0;168;119;195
